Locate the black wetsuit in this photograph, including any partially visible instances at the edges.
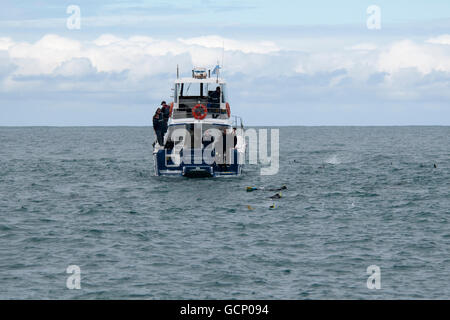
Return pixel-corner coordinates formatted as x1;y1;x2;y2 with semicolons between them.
161;105;170;135
153;113;164;145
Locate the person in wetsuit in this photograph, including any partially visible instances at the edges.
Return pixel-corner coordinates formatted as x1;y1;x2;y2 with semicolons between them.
161;101;170;137
153;108;164;146
160;101;170;136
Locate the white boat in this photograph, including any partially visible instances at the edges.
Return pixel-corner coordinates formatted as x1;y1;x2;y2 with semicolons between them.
153;67;246;177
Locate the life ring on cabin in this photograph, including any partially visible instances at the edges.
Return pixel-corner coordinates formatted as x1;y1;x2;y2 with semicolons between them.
169;102;174;116
226;102;231;118
192;104;207;120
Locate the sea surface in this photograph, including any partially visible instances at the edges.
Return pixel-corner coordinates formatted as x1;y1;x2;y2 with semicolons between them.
0;126;449;299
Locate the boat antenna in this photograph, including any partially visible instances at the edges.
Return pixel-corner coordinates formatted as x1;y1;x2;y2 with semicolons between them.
176;64;179;79
221;40;225;76
216;60;219;83
217;40;225;80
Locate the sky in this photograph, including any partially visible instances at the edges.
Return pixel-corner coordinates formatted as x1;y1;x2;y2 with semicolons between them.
1;0;450;126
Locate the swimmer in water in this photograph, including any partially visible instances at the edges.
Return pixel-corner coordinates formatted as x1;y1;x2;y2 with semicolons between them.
270;192;282;199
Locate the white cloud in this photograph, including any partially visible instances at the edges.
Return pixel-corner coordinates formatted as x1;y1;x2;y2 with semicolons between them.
0;37;14;51
179;35;280;54
348;43;377;51
3;34;283;79
426;34;450;45
378;40;450;74
92;34;124;46
2;33;450;98
8;34;82;75
53;58;97;77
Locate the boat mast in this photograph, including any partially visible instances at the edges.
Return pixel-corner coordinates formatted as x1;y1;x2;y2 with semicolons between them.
216;60;219;83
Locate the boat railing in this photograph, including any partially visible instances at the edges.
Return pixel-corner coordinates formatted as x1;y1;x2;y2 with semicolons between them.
173;106;228;120
231;115;244;129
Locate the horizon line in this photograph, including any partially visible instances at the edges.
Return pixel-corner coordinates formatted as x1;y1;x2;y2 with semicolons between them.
1;125;449;128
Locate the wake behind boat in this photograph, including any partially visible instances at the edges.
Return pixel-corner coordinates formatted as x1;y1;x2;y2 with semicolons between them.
153;66;246;177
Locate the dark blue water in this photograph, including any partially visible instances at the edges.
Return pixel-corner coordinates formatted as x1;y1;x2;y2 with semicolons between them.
0;126;449;299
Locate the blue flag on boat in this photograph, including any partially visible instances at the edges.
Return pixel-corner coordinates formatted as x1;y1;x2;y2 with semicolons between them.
212;65;220;75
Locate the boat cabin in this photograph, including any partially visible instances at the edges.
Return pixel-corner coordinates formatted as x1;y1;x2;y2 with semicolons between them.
172;68;229;120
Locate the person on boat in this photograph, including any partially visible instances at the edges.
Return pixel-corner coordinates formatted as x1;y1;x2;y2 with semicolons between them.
160;101;170;135
153;108;164;146
208;86;221;108
232;127;237;148
210;86;221;101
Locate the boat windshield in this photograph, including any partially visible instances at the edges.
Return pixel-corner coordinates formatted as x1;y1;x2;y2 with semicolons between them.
177;83;224;99
174;82;228;120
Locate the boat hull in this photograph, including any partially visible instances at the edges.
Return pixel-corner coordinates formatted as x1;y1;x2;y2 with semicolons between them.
153;149;243;177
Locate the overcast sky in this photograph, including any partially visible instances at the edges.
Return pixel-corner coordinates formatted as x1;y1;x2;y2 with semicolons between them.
1;0;450;125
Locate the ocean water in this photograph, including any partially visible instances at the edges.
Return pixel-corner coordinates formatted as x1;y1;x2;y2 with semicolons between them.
0;126;449;299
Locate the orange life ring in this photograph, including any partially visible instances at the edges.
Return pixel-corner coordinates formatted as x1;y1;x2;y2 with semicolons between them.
169;102;174;116
192;104;207;120
226;102;231;118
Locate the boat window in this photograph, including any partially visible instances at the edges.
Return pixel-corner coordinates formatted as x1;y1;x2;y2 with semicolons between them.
183;83;207;98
